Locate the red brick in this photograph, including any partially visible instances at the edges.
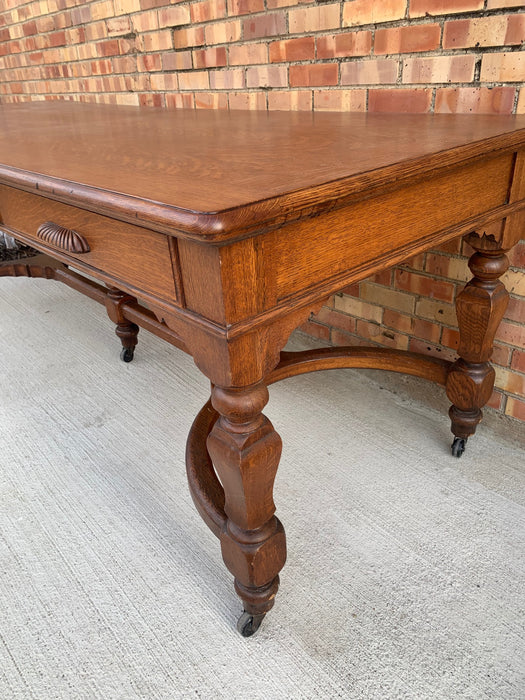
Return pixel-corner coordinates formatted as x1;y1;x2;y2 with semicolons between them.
194;92;228;109
268;91;312;111
368;88;432;113
190;0;227;24
83;21;108;44
106;17;131;36
173;27;206;49
487;390;504;411
317;31;372;59
331;328;368;347
178;70;209;90
229;43;268;65
267;0;306;6
399;253;425;271
383;309;414;334
229;92;267;109
246;65;287;88
507;242;525;268
343;0;406;27
114;0;141;15
408;338;457;362
150;73;178;90
435;87;516;115
228;0;265;15
410;0;483;17
289;63;338;87
193;46;227;69
315;306;357;335
511;350;525;374
505;296;525;324
158;6;191;28
342;58;397;85
299;319;330;342
395;269;455;302
139;0;169;8
497;368;525;397
375;24;441;55
98;40;120;57
480;53;525;83
492;343;512;367
90;60;112;75
22;21;38;37
243;13;286;40
357;319;409;350
209;69;245;89
48;31;67;48
371;269;393;286
403;55;476;84
334;294;383;322
517;89;525;114
137;54;161;72
140;30;173;52
496;320;525;347
425;253;467;282
70;6;92;24
413;317;440;343
441;326;459;349
443;15;525;49
162;51;192;71
289;4;340;34
270;37;315;63
206;20;242;44
165;93;194;109
314;89;366;111
36;16;56;34
487;0;524;7
139;93;164;107
505;396;525;421
132;10;158;32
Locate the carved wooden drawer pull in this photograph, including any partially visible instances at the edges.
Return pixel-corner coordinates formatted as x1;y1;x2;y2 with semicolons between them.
36;221;90;254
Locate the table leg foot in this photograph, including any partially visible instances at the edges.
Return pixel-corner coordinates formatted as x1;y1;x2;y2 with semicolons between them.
116;322;139;362
237;610;266;637
451;436;467;458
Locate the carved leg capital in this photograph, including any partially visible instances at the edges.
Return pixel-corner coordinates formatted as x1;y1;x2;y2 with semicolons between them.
206;382;286;634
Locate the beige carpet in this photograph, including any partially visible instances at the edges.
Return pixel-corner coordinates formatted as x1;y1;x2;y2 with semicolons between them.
0;278;524;699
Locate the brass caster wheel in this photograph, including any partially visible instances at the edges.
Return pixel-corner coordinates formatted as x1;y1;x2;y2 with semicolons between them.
451;437;467;458
237;611;265;637
120;347;134;363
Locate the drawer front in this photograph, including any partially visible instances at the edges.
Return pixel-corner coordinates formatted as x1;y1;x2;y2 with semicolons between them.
0;185;180;305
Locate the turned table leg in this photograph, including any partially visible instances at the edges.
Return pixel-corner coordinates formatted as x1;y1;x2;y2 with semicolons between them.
445;240;509;457
206;382;286;636
105;287;139;362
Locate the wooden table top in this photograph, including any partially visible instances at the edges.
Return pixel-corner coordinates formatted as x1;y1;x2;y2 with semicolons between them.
1;103;525;241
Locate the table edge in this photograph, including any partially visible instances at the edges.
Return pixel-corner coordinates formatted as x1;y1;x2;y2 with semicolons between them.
1;129;524;243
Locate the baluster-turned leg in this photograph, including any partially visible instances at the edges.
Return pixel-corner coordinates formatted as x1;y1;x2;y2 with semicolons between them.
206;382;286;636
445;239;509;457
105;287;139;362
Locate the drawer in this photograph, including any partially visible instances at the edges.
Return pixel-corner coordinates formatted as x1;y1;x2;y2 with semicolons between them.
0;184;180;305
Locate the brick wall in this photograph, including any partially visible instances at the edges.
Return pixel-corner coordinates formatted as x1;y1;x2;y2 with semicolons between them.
0;0;524;421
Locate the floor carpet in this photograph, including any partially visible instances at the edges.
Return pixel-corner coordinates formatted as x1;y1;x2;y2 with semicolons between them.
0;278;524;699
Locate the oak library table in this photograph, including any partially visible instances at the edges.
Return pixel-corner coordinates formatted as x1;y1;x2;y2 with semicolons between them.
1;103;524;636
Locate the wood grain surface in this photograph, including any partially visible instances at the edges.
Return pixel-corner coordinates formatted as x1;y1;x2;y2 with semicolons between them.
1;103;525;240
